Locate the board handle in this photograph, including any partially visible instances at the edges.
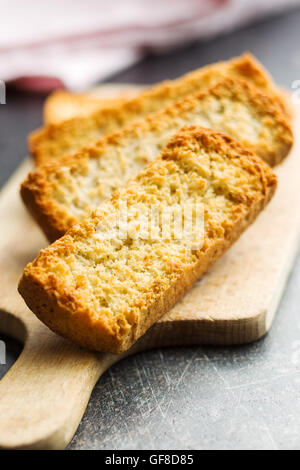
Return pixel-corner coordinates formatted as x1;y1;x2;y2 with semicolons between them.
0;317;118;450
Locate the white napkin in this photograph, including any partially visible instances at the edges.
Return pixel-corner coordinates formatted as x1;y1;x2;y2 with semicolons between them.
0;0;299;91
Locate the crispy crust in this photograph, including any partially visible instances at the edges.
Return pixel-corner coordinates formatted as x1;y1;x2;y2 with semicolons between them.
21;77;293;242
30;53;291;165
43;86;141;124
19;127;277;353
21;171;78;242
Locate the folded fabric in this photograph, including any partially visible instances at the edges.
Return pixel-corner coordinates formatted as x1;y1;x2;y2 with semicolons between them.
0;0;299;91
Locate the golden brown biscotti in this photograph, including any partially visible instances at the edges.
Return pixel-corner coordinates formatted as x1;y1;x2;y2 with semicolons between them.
44;85;142;124
30;53;290;165
21;77;292;242
19;127;277;353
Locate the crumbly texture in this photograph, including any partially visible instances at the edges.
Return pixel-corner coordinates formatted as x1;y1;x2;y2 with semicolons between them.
30;53;290;165
19;127;277;353
21;77;292;242
44;86;141;124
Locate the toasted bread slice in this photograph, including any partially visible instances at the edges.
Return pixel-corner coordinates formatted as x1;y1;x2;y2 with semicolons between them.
19;127;277;353
30;53;290;165
44;85;142;124
21;78;292;242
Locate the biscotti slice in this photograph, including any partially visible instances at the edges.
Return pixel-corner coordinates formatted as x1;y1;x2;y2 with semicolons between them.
21;77;292;242
44;85;142;124
19;127;277;354
30;53;289;165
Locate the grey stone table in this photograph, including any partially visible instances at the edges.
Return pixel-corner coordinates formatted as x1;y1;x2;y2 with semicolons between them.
1;9;300;450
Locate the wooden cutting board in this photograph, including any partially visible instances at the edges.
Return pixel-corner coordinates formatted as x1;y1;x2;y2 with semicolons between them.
0;91;299;450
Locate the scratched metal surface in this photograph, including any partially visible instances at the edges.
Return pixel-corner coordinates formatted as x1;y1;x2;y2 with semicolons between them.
1;8;300;450
67;252;300;450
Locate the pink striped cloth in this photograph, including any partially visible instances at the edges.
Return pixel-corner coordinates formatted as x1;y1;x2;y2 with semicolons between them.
0;0;299;92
